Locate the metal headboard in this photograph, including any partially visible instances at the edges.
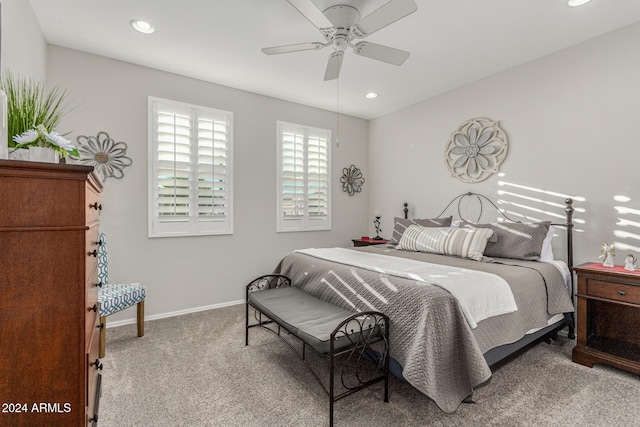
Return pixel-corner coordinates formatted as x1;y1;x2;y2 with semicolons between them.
402;192;575;269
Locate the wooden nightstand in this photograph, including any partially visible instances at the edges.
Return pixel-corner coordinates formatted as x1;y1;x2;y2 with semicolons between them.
352;239;389;247
572;262;640;375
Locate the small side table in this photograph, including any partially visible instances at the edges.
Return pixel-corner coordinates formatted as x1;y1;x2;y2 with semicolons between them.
572;262;640;375
352;239;389;247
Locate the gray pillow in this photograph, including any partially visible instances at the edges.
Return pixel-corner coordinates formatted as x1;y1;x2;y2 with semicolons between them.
460;220;551;260
390;216;452;245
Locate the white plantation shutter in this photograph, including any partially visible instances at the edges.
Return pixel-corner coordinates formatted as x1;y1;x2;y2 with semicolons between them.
281;129;304;218
149;97;233;237
277;121;331;232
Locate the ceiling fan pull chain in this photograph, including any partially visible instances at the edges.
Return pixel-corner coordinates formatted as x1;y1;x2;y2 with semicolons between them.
336;75;340;148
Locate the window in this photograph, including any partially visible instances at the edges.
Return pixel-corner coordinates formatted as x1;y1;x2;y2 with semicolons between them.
277;121;331;232
148;97;233;237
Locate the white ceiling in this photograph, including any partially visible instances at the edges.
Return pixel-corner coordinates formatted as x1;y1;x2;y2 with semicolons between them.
28;0;640;120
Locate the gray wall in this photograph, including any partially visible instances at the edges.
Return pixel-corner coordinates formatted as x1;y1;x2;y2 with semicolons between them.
369;22;640;268
1;0;47;79
6;2;640;324
44;46;370;323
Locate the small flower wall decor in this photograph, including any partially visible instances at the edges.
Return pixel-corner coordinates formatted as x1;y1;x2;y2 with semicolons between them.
444;117;508;183
76;131;133;180
340;164;365;196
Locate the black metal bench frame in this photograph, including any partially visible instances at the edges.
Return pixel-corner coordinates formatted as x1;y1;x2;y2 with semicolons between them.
245;274;389;426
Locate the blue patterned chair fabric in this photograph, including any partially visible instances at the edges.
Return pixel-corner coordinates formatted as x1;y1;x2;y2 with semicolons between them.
97;233;146;318
99;283;146;317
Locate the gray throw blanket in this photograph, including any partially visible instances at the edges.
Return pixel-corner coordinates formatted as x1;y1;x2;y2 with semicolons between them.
273;246;574;413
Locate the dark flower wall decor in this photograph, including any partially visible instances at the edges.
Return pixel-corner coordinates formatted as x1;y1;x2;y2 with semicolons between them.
341;164;365;196
77;131;133;181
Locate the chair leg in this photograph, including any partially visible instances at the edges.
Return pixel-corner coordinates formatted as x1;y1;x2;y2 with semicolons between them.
99;316;107;359
137;301;145;337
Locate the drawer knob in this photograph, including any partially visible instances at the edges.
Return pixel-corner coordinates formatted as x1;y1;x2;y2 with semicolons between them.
88;304;98;312
96;281;104;288
90;359;103;371
96;322;105;330
88;249;98;257
618;290;627;296
89;202;102;211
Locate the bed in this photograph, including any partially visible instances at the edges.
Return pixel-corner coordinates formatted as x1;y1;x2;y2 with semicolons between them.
272;192;576;413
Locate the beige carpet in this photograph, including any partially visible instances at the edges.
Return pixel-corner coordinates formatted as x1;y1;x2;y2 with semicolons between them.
100;304;640;426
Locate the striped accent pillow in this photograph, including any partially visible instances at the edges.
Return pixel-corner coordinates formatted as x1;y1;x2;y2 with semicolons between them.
397;225;495;261
389;216;452;245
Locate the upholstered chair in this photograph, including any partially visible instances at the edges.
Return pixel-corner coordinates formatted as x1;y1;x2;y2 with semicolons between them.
97;232;146;358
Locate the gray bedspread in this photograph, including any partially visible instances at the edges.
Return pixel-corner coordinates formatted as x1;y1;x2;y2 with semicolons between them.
272;245;574;413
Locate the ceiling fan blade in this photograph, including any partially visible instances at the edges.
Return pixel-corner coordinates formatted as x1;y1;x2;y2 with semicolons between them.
353;41;410;65
324;51;344;81
287;0;334;32
262;42;325;55
352;0;417;37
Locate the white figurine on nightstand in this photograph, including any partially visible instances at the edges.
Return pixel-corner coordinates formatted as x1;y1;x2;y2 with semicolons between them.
624;254;638;271
599;243;615;268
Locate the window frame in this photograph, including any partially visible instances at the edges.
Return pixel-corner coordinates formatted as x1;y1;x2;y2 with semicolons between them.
148;96;233;238
276;121;331;232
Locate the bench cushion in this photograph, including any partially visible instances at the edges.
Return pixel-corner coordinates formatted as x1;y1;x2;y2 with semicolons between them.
249;286;376;354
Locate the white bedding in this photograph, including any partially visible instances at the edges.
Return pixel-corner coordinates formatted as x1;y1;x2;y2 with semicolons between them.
295;247;518;329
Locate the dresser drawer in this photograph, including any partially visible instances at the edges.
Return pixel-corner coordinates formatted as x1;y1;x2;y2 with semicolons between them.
86;342;102;422
86;263;99;331
86;225;100;277
87;259;100;290
85;308;101;353
86;185;102;224
587;278;640;305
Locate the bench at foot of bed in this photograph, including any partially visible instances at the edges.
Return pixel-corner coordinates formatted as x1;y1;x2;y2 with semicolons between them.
245;274;390;427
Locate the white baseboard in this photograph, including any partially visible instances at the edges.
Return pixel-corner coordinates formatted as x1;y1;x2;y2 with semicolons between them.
106;299;245;328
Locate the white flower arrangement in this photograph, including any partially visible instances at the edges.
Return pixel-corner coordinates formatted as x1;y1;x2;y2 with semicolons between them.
12;124;79;158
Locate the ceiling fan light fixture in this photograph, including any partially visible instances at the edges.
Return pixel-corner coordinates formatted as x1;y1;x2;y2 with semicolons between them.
365;92;378;99
130;19;155;34
263;0;417;81
567;0;591;7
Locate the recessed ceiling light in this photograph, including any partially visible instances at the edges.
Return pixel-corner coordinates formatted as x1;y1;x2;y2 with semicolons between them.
365;92;378;99
567;0;591;7
130;19;155;34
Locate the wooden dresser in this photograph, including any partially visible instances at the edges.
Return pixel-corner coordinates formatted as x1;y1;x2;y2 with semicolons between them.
0;160;104;426
572;262;640;375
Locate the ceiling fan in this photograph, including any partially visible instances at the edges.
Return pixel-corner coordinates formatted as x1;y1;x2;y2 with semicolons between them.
262;0;418;81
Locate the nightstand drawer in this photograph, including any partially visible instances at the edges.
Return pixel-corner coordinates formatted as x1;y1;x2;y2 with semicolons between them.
587;279;640;305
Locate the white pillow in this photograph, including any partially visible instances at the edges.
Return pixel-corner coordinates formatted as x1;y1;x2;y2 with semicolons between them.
397;225;495;261
540;226;555;262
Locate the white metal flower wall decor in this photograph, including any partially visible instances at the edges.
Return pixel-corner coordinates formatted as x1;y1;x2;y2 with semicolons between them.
340;164;365;196
76;131;133;180
444;117;508;183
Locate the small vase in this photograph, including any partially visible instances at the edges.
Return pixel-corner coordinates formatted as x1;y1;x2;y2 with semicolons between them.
8;148;29;161
28;146;59;163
